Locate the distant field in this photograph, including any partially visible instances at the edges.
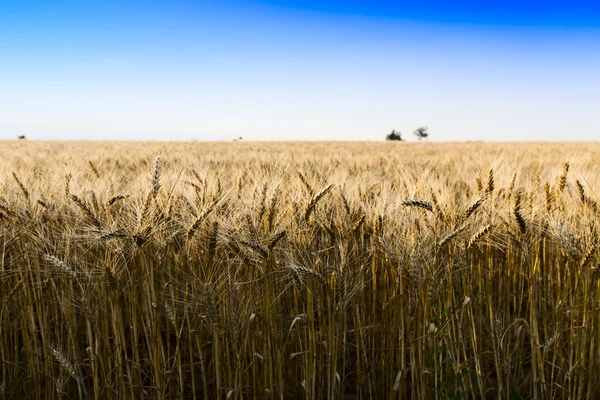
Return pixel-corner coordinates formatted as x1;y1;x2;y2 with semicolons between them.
1;141;600;399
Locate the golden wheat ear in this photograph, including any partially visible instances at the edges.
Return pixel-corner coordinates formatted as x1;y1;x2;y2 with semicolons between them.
107;194;129;206
402;199;433;213
304;184;334;221
152;155;161;198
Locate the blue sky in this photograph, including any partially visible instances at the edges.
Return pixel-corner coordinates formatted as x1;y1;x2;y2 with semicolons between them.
1;0;599;141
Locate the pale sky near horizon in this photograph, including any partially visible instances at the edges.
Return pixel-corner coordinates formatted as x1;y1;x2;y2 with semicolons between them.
1;0;599;141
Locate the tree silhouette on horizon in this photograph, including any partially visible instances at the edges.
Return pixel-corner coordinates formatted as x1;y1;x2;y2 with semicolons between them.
386;130;402;141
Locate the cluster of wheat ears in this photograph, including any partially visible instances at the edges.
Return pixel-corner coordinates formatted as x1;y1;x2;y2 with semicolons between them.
1;141;600;399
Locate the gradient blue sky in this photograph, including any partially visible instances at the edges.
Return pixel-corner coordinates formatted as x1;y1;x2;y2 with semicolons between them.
1;0;599;141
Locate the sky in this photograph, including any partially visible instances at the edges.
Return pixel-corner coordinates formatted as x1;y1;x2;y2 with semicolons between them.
1;0;599;141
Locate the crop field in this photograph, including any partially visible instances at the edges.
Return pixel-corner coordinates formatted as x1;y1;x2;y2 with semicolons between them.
1;141;600;399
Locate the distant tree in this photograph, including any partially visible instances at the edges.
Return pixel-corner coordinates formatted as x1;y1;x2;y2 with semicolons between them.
386;130;402;141
17;135;26;140
413;126;429;141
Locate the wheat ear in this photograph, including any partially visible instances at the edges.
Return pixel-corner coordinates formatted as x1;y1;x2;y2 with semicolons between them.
485;169;494;194
70;194;102;227
107;194;129;206
338;186;351;215
558;162;569;193
297;171;314;196
12;172;29;202
467;224;492;250
580;241;598;269
88;160;100;179
513;192;526;235
305;184;334;221
152;156;161;198
402;199;433;213
187;201;217;238
44;254;77;280
460;196;484;226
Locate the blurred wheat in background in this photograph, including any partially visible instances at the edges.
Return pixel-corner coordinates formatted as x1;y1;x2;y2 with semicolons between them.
1;141;600;399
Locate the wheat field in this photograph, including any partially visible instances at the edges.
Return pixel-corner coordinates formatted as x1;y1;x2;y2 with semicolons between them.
1;141;600;399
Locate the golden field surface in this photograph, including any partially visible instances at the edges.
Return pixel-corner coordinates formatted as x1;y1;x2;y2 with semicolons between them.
1;141;600;399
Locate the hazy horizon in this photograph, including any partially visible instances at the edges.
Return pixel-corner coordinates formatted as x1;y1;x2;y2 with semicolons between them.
2;1;599;142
